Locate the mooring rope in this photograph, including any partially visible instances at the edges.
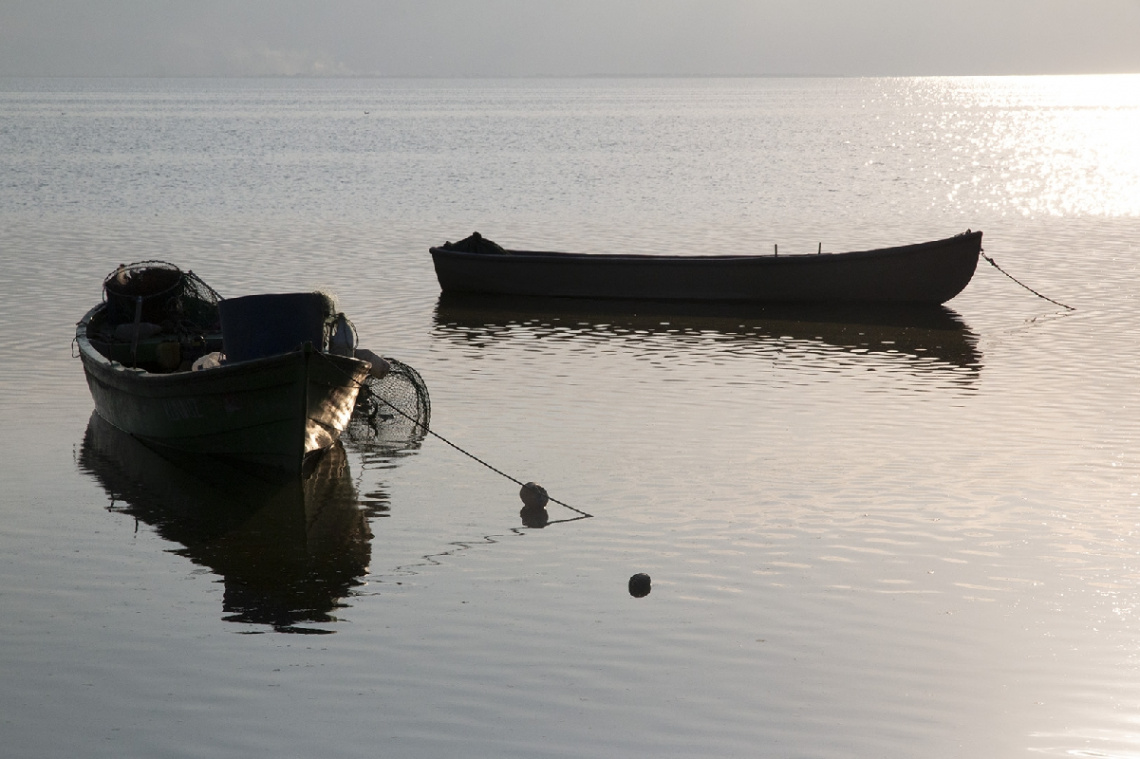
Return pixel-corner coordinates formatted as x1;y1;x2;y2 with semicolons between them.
320;353;593;519
391;398;594;519
981;248;1075;311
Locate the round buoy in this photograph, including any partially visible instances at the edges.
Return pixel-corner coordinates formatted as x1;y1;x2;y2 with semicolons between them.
629;573;651;598
519;482;549;509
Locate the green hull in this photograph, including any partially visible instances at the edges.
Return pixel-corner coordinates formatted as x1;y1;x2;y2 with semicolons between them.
77;304;370;474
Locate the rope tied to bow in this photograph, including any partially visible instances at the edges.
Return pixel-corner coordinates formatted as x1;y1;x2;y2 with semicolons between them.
980;248;1075;311
318;351;593;520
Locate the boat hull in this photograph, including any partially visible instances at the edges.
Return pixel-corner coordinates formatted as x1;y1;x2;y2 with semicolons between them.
77;305;370;474
430;231;982;305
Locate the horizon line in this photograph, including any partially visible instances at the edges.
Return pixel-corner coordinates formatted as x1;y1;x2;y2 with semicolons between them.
3;71;1139;80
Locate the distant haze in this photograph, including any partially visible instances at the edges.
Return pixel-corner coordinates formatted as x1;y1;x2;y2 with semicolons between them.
2;0;1139;77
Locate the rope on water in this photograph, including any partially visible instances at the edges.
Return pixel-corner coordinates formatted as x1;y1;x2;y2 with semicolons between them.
404;407;593;519
320;353;593;519
981;247;1075;311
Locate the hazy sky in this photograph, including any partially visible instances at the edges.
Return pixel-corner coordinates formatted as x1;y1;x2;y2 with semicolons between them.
2;0;1139;78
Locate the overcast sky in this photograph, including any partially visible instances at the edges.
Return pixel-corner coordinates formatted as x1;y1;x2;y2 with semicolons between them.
2;0;1139;78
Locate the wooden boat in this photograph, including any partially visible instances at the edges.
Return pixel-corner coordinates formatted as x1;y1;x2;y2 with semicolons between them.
430;230;982;305
76;263;376;476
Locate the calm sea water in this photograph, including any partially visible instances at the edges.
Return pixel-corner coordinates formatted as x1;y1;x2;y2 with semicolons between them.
2;76;1139;758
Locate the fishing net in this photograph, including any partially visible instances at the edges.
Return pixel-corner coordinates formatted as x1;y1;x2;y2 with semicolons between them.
441;231;508;254
346;357;431;451
102;260;222;333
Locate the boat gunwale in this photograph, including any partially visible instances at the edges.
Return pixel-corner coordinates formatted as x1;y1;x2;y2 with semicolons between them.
429;231;982;266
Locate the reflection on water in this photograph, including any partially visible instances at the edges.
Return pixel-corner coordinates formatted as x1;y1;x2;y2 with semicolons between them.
6;76;1140;758
433;293;983;381
77;413;375;634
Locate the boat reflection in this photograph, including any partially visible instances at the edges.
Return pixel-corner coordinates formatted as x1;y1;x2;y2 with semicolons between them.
433;293;982;380
77;412;376;634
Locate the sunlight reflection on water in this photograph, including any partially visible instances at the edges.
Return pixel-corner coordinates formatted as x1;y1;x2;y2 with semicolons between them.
852;75;1140;219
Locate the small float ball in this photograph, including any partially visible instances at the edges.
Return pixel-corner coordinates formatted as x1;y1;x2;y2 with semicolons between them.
519;482;549;509
629;573;651;598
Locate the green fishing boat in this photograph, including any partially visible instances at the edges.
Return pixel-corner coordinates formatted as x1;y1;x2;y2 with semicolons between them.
76;262;376;475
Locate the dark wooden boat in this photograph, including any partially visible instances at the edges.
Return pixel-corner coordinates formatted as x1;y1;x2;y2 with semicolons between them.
76;263;375;475
430;230;982;305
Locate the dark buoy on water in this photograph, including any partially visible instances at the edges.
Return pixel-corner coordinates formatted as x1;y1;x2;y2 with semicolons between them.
519;482;549;509
519;482;550;528
629;573;651;598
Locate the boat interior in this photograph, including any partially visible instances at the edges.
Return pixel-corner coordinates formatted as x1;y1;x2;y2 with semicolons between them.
85;261;350;374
